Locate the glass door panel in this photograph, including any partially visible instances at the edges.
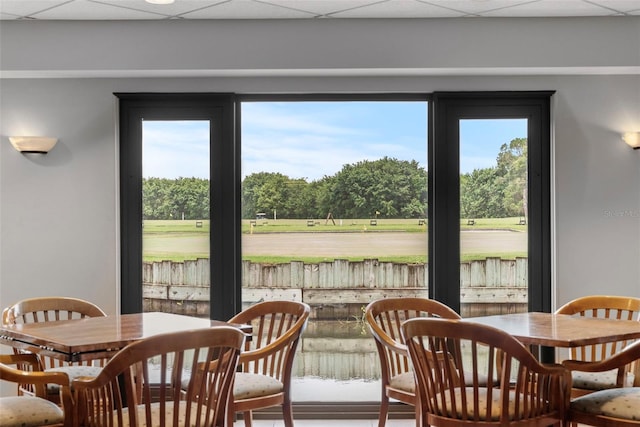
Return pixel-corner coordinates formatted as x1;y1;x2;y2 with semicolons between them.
459;119;528;317
241;100;427;402
142;120;211;316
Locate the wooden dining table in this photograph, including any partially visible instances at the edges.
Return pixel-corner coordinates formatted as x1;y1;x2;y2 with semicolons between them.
0;311;252;363
465;311;640;361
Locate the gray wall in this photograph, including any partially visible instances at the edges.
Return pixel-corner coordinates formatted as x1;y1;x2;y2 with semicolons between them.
1;17;639;318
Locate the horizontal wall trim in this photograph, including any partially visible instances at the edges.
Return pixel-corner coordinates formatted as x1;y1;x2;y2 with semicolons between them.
2;66;639;79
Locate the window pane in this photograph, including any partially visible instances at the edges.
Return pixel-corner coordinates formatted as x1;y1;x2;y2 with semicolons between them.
459;119;528;317
142;120;211;315
241;101;427;402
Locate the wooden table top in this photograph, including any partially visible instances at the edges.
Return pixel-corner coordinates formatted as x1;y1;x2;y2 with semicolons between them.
0;312;251;362
465;312;640;347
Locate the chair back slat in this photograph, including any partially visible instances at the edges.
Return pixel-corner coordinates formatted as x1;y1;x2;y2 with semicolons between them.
230;301;309;380
73;326;244;427
227;300;310;427
2;296;109;400
402;318;569;427
556;295;640;369
366;298;461;381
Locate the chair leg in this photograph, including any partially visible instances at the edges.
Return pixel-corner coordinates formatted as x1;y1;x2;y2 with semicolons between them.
227;408;235;427
282;400;294;427
378;394;390;427
243;411;253;427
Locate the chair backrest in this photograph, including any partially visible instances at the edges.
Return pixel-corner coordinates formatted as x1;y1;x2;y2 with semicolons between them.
2;296;107;326
365;298;460;382
2;296;108;398
228;301;310;385
72;326;245;427
563;340;640;426
563;339;640;376
555;295;640;362
401;318;569;426
0;353;73;426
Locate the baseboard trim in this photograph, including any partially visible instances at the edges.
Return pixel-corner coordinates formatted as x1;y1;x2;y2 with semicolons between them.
251;402;414;420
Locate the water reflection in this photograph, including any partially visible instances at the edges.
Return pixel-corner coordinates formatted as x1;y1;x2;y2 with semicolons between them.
298;320;377;376
293;319;382;402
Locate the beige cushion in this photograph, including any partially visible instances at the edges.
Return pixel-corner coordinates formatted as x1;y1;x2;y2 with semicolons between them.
432;388;549;421
571;387;640;420
99;402;215;427
389;372;415;393
571;369;634;391
389;371;494;395
45;365;103;393
0;396;64;427
233;372;283;400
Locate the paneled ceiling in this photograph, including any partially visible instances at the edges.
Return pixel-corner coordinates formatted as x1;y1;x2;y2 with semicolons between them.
1;0;639;20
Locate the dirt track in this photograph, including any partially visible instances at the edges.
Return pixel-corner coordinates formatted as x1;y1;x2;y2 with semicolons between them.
242;231;527;257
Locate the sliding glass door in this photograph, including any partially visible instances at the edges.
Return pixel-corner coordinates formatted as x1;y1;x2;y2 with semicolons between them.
430;92;552;316
119;90;552;414
119;94;238;319
239;98;428;402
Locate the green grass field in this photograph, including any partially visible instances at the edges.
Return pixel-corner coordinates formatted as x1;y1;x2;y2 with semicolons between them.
142;218;527;263
143;217;526;233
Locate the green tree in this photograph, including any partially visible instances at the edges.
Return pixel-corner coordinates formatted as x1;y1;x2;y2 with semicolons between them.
459;137;528;219
460;167;503;218
497;138;527;218
327;157;427;219
142;177;209;220
242;172;302;219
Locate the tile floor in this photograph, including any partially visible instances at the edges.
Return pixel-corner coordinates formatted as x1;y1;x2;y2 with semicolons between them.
235;419;589;427
234;421;413;427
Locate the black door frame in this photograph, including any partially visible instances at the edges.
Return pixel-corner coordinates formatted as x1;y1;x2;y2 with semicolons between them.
117;93;238;320
117;90;553;415
429;91;553;315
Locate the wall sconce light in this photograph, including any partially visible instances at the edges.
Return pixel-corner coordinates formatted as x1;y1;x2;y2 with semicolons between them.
622;132;640;150
9;136;58;154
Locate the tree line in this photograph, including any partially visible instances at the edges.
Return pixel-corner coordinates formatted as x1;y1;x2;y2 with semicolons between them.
142;138;527;220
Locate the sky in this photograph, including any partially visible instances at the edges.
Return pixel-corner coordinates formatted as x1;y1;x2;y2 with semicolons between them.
142;102;527;180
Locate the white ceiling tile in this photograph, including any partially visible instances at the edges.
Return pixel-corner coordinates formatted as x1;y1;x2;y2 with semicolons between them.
419;0;541;16
479;0;631;17
1;0;638;19
330;0;466;18
91;0;230;18
180;0;317;18
254;0;393;17
32;1;170;19
0;0;72;18
585;0;640;14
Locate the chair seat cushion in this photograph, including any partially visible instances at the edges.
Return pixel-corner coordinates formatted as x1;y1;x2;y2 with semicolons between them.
432;388;557;421
389;371;493;394
46;365;103;393
233;372;283;400
0;396;65;427
106;402;215;427
389;372;415;393
572;369;634;391
571;387;640;421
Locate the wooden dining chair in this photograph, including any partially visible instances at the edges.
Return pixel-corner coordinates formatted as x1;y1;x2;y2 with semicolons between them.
364;297;461;427
2;296;108;404
71;326;244;427
0;353;73;427
227;300;310;427
401;317;569;427
556;294;640;397
563;339;640;426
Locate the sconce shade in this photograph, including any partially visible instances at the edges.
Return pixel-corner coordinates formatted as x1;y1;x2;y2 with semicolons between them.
622;132;640;150
9;136;58;154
